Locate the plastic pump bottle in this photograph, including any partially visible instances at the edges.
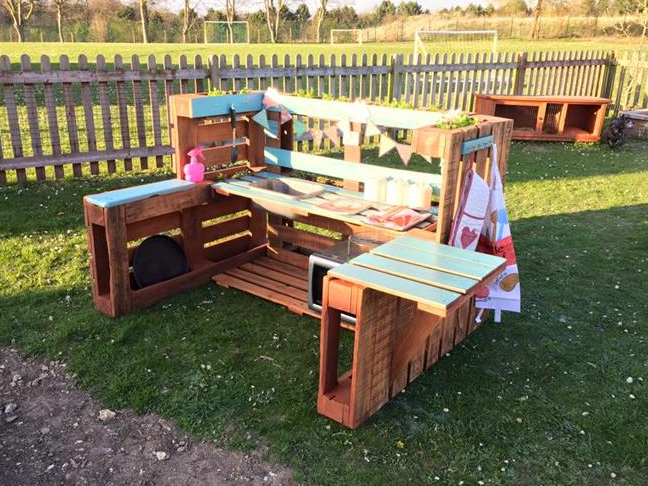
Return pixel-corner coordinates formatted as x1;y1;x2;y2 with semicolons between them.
184;146;206;183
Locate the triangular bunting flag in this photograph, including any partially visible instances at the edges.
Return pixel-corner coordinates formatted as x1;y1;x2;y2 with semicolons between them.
280;108;292;124
294;119;308;137
311;128;323;146
421;154;432;164
337;117;351;137
396;143;413;166
323;125;340;146
379;134;397;157
252;109;271;131
344;131;361;147
262;88;282;108
365;122;382;137
351;100;371;122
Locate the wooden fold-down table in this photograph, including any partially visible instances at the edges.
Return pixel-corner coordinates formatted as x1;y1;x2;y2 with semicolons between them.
318;236;506;428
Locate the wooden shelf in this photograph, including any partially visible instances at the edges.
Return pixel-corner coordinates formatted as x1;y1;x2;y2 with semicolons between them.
213;248;320;318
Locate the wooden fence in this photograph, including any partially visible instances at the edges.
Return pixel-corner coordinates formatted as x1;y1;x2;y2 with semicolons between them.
0;50;615;185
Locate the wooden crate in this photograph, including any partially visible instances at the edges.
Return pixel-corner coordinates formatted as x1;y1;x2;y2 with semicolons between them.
84;183;267;317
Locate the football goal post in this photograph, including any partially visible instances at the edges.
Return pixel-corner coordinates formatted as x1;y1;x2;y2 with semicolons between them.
203;21;250;44
330;29;363;44
414;30;498;57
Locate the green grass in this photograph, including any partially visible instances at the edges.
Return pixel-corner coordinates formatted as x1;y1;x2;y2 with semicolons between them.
0;38;644;67
1;140;647;485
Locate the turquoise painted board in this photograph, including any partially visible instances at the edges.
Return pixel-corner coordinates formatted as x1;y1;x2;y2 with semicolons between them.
389;235;505;268
85;179;195;208
277;95;449;130
350;253;477;294
264;147;442;195
328;263;461;312
461;135;494;155
190;93;264;118
372;242;495;280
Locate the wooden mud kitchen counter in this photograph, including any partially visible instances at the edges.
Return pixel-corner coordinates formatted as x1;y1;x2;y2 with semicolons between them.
84;92;513;427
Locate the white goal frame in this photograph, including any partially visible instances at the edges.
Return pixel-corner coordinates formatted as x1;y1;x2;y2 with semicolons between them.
203;21;250;44
330;29;363;44
414;30;498;56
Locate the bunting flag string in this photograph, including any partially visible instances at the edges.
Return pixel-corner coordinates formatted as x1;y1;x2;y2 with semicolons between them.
421;154;432;164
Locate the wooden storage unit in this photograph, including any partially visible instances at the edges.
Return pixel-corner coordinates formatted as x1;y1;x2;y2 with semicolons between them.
474;94;609;142
84;181;267;317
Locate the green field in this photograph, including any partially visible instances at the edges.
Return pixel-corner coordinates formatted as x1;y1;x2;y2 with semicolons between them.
1;139;647;485
0;38;643;66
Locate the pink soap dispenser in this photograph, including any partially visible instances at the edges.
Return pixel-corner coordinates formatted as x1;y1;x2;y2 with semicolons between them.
184;146;205;183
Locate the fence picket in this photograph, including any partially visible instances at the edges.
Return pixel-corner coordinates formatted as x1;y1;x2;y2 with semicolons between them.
2;56;26;183
79;55;99;175
131;55;148;170
21;55;45;181
60;55;82;177
147;55;164;168
114;55;132;172
97;55;116;173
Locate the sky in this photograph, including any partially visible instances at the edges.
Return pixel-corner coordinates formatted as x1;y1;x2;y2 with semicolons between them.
161;0;486;16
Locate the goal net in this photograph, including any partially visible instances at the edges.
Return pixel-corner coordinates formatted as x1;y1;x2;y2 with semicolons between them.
203;21;250;44
330;29;363;44
414;30;498;57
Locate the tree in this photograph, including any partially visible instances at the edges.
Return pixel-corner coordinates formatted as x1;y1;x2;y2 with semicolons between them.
1;0;37;41
372;0;395;22
224;0;236;42
52;0;70;42
531;0;543;39
295;2;309;22
181;0;198;42
397;1;422;15
139;0;149;43
497;0;528;15
312;0;327;42
262;0;289;43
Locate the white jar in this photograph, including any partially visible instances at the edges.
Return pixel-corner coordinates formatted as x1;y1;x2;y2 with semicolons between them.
364;177;387;203
386;179;408;206
408;183;432;210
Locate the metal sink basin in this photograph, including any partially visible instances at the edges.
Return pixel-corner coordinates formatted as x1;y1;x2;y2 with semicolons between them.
249;178;325;200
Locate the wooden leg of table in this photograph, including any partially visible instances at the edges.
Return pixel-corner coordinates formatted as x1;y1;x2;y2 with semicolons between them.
390;309;441;385
348;288;399;428
104;206;131;317
180;206;203;269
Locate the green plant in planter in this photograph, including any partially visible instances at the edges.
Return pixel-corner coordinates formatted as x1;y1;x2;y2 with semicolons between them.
434;113;477;130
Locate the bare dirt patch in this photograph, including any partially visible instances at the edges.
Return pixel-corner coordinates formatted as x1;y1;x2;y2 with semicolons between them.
0;348;300;486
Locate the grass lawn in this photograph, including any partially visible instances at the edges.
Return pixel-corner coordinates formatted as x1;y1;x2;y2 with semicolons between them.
0;37;643;68
0;140;647;485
